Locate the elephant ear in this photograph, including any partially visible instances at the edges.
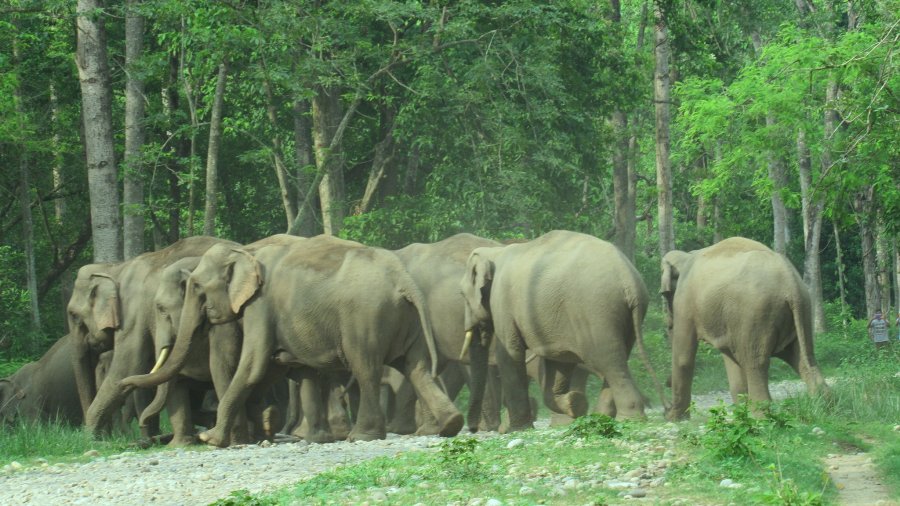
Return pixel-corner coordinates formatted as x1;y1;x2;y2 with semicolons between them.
660;252;683;295
179;268;192;298
227;249;262;314
89;273;120;331
472;252;495;307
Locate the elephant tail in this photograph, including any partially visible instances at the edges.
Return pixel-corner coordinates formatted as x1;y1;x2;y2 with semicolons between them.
789;283;826;395
631;303;669;411
399;274;440;378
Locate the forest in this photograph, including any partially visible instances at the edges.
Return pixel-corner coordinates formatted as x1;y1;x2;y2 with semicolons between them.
1;0;897;357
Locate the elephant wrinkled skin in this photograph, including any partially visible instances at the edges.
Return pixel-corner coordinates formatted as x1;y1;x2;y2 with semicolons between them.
122;234;463;447
661;237;828;421
460;230;653;432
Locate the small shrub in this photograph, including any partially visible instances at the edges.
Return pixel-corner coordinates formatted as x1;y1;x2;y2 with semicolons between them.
210;489;278;506
439;436;482;478
758;463;824;505
564;414;622;439
701;400;759;459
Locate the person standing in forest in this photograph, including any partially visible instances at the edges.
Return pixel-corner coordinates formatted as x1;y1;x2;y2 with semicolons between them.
867;311;889;349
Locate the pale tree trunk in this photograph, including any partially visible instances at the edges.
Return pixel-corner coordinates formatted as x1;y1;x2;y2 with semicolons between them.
855;187;879;317
356;107;396;216
833;220;848;319
609;1;636;260
404;145;421;195
76;0;121;263
797;128;826;331
894;240;900;324
180;18;199;237
160;54;182;244
653;3;674;257
49;83;65;222
13;39;41;338
291;99;318;236
876;221;891;316
261;71;297;231
123;0;145;259
203;61;228;237
312;86;345;236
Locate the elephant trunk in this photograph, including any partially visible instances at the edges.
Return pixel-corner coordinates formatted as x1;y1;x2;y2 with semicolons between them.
120;284;204;390
464;327;491;433
139;382;169;428
632;304;669;410
71;336;96;419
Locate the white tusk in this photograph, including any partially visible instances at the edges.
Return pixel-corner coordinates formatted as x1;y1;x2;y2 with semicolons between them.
459;330;473;361
524;352;537;364
149;346;171;374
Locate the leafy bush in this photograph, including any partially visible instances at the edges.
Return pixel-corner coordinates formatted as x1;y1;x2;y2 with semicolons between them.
564;413;622;439
438;436;482;479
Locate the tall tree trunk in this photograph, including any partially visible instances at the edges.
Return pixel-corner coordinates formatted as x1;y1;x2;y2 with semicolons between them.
13;38;41;339
833;220;848;320
653;3;674;257
312;86;345;236
798;128;826;331
123;0;145;259
292;99;318;236
855;187;879;317
262;73;297;232
76;0;121;263
894;240;900;325
180;18;199;237
49;83;66;222
609;0;636;260
203;61;228;237
163;54;182;244
876;221;891;316
404;145;421;195
356;107;396;215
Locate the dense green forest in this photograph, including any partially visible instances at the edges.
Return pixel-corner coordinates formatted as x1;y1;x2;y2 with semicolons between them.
1;0;897;356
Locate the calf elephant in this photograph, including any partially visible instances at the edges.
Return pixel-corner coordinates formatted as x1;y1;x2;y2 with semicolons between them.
661;237;828;420
67;235;232;436
122;235;463;446
0;334;82;426
460;230;658;432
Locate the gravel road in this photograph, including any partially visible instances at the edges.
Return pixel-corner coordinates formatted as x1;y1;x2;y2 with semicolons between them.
0;380;823;506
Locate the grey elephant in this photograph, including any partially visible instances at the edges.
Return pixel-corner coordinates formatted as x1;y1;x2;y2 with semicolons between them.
390;233;503;434
121;234;464;447
460;230;656;432
67;235;232;436
661;237;828;420
0;334;82;426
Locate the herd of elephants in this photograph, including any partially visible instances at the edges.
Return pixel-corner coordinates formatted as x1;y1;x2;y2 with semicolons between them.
0;231;828;448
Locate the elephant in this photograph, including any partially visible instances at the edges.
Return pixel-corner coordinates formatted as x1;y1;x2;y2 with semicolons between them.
139;234;302;445
390;233;503;434
67;235;232;436
121;234;464;447
460;230;657;432
0;334;82;426
660;237;828;420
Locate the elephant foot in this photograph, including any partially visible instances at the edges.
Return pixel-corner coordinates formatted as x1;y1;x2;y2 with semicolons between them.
438;413;464;437
549;412;574;427
414;422;441;436
304;428;336;444
664;407;690;422
499;420;534;434
198;427;229;448
328;417;352;441
386;419;418;435
167;435;197;447
477;420;500;432
347;428;386;442
561;391;588;419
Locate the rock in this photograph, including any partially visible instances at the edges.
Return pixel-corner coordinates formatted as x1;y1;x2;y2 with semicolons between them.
9;462;23;471
563;478;579;489
811;427;825;436
149;459;159;466
719;479;734;488
606;480;638;489
893;425;900;432
624;469;644;479
83;450;100;458
467;498;483;506
370;491;387;502
518;486;534;496
506;438;525;449
485;500;502;506
627;488;647;498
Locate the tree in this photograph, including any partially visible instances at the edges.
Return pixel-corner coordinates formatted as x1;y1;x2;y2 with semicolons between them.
123;0;146;259
76;0;121;263
654;1;674;256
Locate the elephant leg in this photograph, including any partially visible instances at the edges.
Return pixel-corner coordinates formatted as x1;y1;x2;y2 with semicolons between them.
495;332;533;433
774;340;827;396
281;378;301;435
541;359;587;418
744;357;773;415
385;377;417;435
133;388;159;438
596;382;616;418
402;358;463;438
667;323;699;421
293;370;333;443
721;353;748;404
347;361;387;442
478;365;501;432
327;378;352;440
199;327;274;447
208;322;249;444
417;364;464;436
166;380;196;447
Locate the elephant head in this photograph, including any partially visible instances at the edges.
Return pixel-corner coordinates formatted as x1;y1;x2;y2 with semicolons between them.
660;250;693;331
0;377;27;425
150;257;201;373
121;243;262;390
460;248;497;339
67;264;121;416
